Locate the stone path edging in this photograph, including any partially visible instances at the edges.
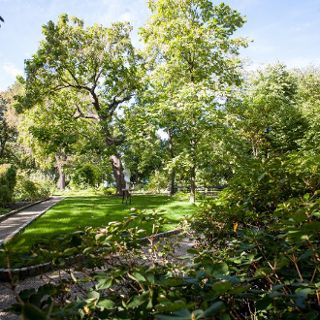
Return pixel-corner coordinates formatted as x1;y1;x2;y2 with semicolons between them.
0;198;50;223
0;228;183;282
0;197;63;247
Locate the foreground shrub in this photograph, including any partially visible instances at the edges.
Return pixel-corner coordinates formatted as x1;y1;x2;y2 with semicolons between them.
0;164;16;206
6;198;320;319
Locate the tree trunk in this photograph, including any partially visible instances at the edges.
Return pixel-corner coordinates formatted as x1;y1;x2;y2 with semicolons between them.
56;161;66;190
189;164;196;204
189;131;197;204
169;170;176;196
110;154;125;195
168;130;176;196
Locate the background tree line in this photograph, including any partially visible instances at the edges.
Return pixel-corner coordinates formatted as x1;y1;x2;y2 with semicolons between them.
1;0;320;206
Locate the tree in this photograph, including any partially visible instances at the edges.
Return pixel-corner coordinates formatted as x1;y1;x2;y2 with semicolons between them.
227;64;306;160
141;0;247;202
0;85;20;163
120;103;163;185
20;91;90;189
18;14;142;194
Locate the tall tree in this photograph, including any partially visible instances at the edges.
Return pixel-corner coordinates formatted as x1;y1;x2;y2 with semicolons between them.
227;65;306;160
141;0;247;202
18;14;142;194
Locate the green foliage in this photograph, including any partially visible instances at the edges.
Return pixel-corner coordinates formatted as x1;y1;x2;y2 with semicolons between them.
10;195;320;319
191;192;320;318
140;0;248;202
146;170;169;193
226;64;306;160
103;186;117;195
14;175;50;202
73;163;103;188
0;93;17;162
0;164;16;206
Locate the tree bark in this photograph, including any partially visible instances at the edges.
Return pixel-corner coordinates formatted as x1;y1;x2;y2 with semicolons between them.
189;131;197;204
168;129;176;196
169;170;176;196
110;154;125;195
189;164;196;204
55;154;67;190
56;161;66;190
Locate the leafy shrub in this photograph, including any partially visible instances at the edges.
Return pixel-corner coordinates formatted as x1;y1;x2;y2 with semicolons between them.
0;164;16;206
173;191;189;200
103;186;117;195
14;176;50;202
7;200;320;319
146;170;169;193
190;192;320;319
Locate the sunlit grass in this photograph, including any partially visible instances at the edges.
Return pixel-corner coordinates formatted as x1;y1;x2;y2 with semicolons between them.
1;194;197;267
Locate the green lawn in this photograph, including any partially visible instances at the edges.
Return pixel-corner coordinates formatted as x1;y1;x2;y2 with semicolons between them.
1;194;197;267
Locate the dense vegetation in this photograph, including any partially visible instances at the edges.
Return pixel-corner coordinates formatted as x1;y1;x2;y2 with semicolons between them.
0;0;320;319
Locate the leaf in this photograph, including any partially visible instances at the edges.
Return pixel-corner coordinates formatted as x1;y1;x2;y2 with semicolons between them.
294;288;314;309
206;262;229;277
127;292;149;309
156;309;192;320
86;290;100;304
160;277;185;287
96;277;113;290
97;299;115;310
202;301;225;317
211;281;232;295
156;300;186;313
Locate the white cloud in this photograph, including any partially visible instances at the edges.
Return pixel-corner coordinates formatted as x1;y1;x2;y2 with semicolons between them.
3;63;22;78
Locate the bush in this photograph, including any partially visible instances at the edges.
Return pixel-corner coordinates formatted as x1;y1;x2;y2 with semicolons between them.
73;163;103;188
103;186;116;195
146;170;169;193
0;164;16;206
8;199;320;319
14;176;50;202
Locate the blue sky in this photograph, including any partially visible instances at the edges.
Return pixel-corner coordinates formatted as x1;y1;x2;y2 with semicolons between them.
0;0;320;90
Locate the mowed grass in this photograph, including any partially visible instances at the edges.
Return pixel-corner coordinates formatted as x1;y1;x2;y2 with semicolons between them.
1;194;197;267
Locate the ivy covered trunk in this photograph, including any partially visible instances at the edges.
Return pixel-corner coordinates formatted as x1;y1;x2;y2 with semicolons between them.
110;154;125;195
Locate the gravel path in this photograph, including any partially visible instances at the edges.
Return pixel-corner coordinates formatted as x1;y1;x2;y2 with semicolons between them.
0;197;63;245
